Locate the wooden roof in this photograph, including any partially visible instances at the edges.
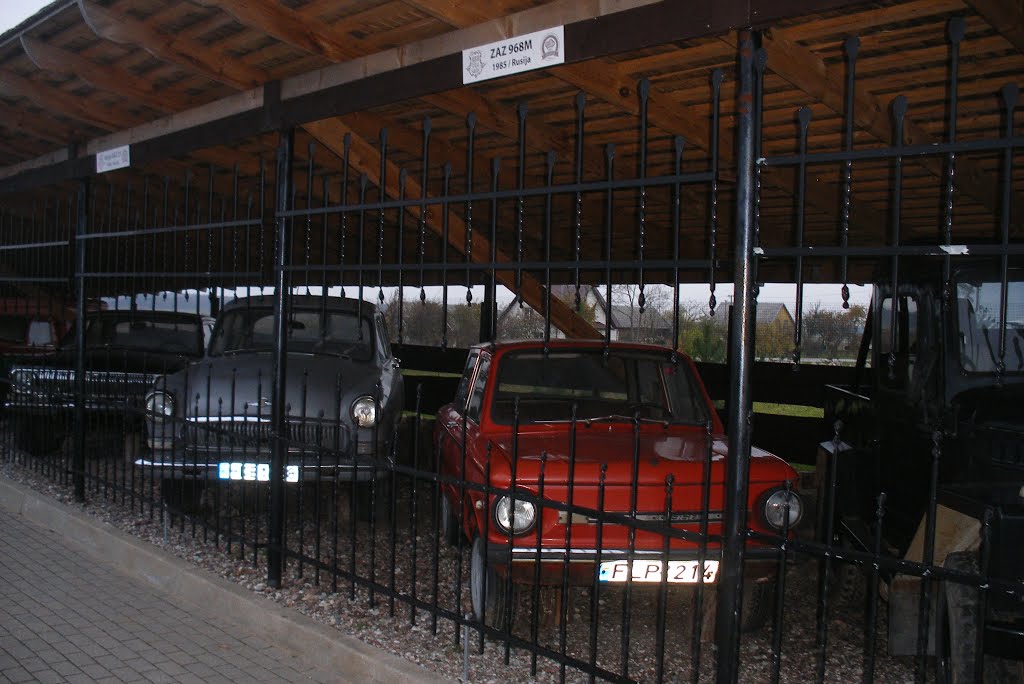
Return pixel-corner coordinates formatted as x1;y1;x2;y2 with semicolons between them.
0;0;1020;315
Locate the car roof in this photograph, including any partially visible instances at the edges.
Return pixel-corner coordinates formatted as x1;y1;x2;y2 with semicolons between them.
220;294;382;315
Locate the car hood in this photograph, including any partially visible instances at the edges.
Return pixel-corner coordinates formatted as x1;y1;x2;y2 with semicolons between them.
487;428;795;488
169;351;383;420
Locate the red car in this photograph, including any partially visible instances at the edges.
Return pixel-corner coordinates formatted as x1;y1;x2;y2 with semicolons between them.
435;340;803;626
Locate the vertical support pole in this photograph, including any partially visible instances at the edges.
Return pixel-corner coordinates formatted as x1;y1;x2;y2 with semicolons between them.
268;127;294;589
716;29;757;684
73;178;90;503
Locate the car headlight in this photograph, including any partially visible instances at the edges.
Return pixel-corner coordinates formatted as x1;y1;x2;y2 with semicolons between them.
145;390;175;419
494;494;537;535
351;395;377;428
11;369;34;390
763;489;803;531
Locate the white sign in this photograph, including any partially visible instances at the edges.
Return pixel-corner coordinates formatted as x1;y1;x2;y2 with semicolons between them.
462;25;565;85
96;145;131;173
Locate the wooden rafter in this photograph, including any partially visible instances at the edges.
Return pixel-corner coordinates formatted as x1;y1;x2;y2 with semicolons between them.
965;0;1024;54
0;68;133;132
752;27;1022;230
77;0;268;91
71;0;600;338
305;117;600;339
405;0;893;250
20;36;204;113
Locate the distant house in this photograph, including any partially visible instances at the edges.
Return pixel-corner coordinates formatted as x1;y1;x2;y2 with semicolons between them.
550;285;672;343
756;301;794;332
497;285;673;343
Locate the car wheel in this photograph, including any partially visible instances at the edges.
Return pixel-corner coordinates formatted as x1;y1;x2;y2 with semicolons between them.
470;535;516;628
354;479;391;523
123;431;141;469
439;493;460;547
14;416;62;455
740;580;775;633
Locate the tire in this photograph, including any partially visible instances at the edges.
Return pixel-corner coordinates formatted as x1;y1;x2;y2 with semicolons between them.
13;416;62;455
934;552;1024;684
470;535;516;628
439;493;460;547
936;552;979;684
740;580;775;633
354;479;391;522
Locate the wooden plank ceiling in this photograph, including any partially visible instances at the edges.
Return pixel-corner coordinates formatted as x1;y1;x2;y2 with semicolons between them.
0;0;1020;306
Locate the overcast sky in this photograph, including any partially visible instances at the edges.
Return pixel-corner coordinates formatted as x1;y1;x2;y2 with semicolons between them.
0;1;52;35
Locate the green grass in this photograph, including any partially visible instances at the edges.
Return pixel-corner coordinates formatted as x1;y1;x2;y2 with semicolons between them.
712;400;823;418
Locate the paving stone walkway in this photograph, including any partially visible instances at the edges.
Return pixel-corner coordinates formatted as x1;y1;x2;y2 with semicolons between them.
0;508;339;683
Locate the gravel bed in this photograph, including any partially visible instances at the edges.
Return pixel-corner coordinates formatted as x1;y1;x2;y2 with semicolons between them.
1;449;919;683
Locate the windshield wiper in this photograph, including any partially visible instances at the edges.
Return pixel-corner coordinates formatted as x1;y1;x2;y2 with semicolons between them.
584;414;669;426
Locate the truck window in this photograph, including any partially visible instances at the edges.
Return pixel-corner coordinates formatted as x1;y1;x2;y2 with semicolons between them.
878;295;919;389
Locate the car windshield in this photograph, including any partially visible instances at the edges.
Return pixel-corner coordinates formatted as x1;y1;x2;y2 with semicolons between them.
83;316;203;355
208;306;373;359
490;349;709;425
956;279;1024;374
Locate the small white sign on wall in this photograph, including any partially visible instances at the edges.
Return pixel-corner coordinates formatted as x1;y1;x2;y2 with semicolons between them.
96;145;131;173
462;25;565;85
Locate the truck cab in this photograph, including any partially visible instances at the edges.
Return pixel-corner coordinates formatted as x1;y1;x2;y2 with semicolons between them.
817;264;1023;680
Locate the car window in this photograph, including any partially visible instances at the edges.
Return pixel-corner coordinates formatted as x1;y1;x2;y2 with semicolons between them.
490;349;707;425
451;351;479;415
26;320;53;347
83;316;204;355
376;317;391;359
208;306;374;359
466;354;491;423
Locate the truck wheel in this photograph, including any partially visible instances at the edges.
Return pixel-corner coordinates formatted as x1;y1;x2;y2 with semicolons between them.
438;493;460;547
936;552;978;684
740;580;775;632
470;535;517;628
937;552;1023;684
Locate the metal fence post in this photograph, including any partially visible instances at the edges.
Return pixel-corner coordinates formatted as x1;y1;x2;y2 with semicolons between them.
268;126;294;588
72;177;89;503
716;28;757;684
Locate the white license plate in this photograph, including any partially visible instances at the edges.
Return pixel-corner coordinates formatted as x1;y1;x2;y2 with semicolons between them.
598;559;719;584
217;462;299;483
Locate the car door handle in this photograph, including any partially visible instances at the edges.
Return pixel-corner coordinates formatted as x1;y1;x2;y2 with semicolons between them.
446;421;460;429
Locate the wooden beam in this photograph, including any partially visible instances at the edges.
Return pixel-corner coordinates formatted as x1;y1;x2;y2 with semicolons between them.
305;117;601;339
415;1;893;242
0;69;132;132
20;36;204;112
966;0;1024;53
77;0;268;91
755;27;1017;226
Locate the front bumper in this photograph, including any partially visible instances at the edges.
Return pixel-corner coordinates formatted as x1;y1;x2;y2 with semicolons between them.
137;444;390;483
484;541;780;584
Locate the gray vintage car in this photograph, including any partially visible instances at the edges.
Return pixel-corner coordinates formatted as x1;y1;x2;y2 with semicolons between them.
139;295;404;484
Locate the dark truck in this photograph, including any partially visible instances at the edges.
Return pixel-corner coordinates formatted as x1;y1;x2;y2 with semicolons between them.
817;264;1023;681
4;308;211;456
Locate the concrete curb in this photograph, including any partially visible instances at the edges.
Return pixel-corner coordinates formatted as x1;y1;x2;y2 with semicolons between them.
0;476;452;684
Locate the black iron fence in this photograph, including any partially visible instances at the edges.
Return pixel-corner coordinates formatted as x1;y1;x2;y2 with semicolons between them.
1;20;1022;684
